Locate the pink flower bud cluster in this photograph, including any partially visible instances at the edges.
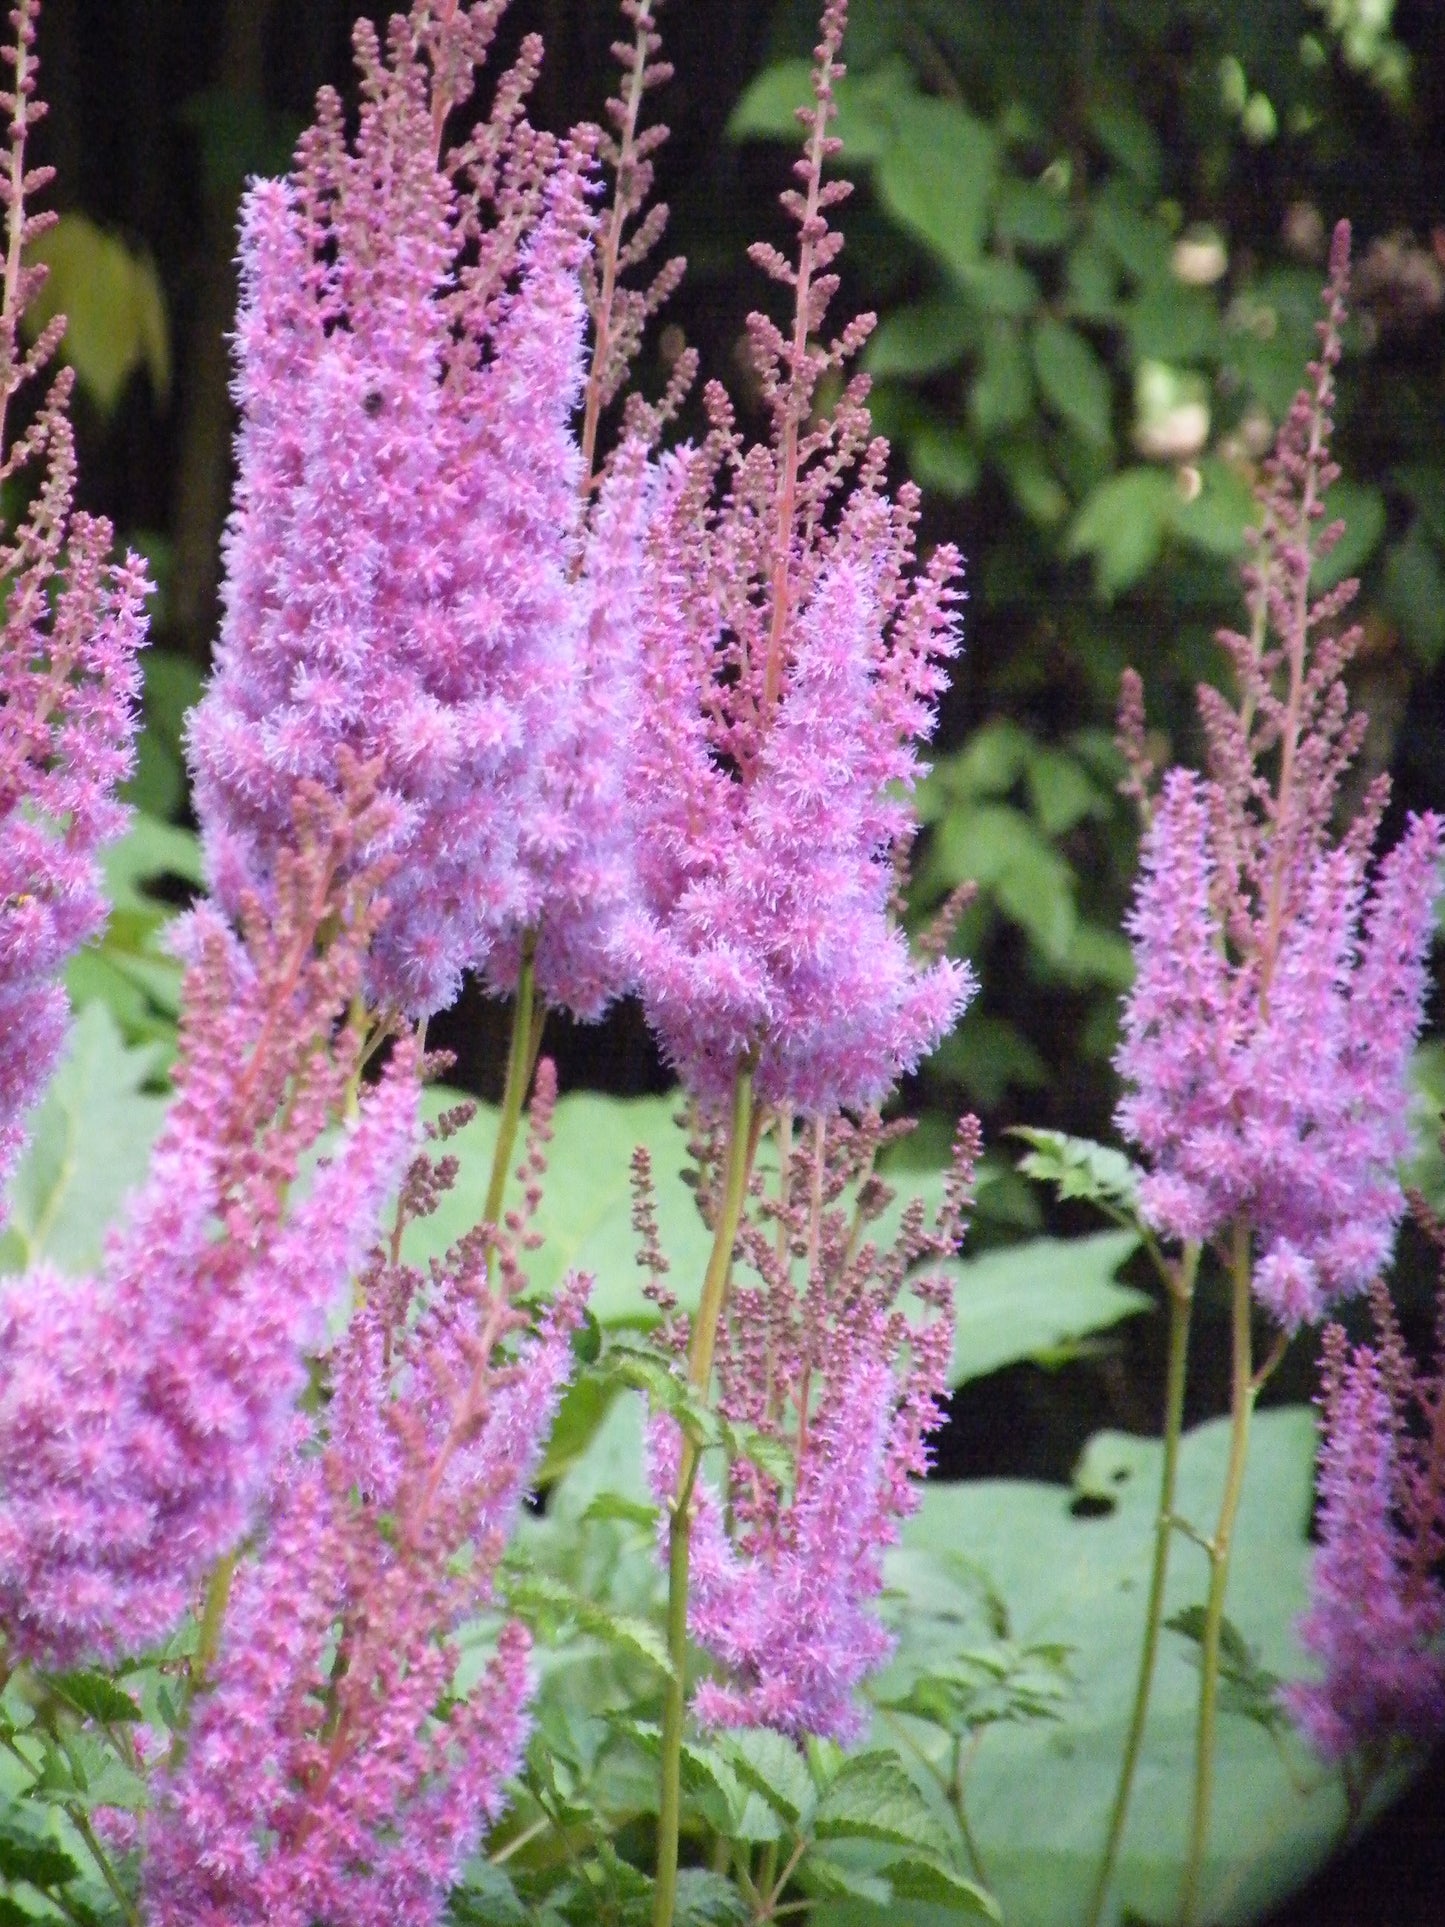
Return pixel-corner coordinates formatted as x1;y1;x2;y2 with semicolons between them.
189;3;650;1022
650;1113;978;1740
0;0;146;1202
1115;225;1442;1328
144;1095;589;1926
0;778;420;1665
1282;1310;1445;1760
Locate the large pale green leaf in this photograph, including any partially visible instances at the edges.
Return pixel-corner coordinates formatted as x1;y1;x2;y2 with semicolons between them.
406;1088;714;1324
944;1231;1149;1385
885;1409;1360;1926
0;1002;166;1275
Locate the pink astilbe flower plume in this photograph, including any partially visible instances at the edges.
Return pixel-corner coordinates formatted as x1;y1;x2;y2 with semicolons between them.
1282;1307;1445;1762
648;1112;979;1740
0;0;147;1203
625;0;972;1111
1115;223;1442;1328
144;1083;589;1927
0;771;421;1665
189;3;649;1023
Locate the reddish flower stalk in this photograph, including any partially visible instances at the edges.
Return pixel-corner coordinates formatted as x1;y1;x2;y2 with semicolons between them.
0;0;147;1205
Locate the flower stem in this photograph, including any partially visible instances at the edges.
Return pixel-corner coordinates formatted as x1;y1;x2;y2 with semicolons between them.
482;932;539;1233
1180;1224;1255;1926
1085;1241;1198;1927
652;1067;756;1927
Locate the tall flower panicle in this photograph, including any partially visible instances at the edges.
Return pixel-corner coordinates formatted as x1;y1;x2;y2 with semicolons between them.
625;0;972;1111
648;1112;978;1740
189;2;649;1022
145;1085;588;1927
0;772;421;1665
1282;1309;1445;1762
1115;223;1442;1328
0;0;147;1202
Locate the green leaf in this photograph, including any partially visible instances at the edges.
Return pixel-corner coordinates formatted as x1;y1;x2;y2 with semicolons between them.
0;1805;81;1888
907;424;980;499
1313;480;1387;592
922;804;1076;963
1169;456;1257;561
883;1853;1000;1917
0;1002;167;1275
501;1572;673;1681
726;59;905;163
813;1752;953;1858
892;1410;1349;1925
42;1673;143;1726
1064;467;1176;596
1382;520;1445;664
406;1089;714;1325
1011;1129;1142;1216
866;300;976;379
448;1863;529;1925
26;213;169;412
876;98;997;275
718;1728;817;1828
674;1869;750;1925
1088;103;1162;192
1124;282;1220;362
1025;747;1107;837
1031;319;1112;447
1164;1606;1287;1732
930;722;1034;802
970;323;1032;436
994;179;1074;252
942;1231;1149;1385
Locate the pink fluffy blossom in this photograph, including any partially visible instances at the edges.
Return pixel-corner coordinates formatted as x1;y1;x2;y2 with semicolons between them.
0;781;420;1665
1115;225;1442;1327
144;1108;588;1926
189;5;648;1022
624;0;971;1111
1118;773;1441;1327
0;0;147;1201
1283;1324;1445;1760
649;1112;975;1740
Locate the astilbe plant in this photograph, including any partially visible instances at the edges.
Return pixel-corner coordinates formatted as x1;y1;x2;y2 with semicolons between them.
647;1111;979;1744
624;0;972;1116
1088;224;1444;1927
187;0;653;1025
0;770;420;1665
1115;222;1442;1334
0;0;147;1202
143;1080;588;1926
1281;1284;1445;1772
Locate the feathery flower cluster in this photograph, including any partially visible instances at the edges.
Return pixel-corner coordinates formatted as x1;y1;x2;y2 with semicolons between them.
145;1093;587;1925
1283;1297;1445;1761
0;0;146;1201
648;1112;978;1740
1115;224;1442;1328
624;0;972;1112
0;774;419;1664
188;1;650;1022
